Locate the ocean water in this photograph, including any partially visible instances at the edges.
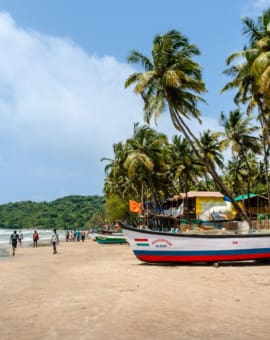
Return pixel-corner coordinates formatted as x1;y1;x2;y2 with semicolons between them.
0;229;66;259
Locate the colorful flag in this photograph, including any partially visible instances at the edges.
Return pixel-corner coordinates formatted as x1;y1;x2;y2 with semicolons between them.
129;200;142;213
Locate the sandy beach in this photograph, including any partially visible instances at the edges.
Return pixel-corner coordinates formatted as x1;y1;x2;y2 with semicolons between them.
1;240;270;340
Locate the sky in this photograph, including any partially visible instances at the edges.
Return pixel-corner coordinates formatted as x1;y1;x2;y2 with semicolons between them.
0;0;269;204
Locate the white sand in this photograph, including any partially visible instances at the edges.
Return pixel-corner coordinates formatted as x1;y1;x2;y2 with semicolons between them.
0;240;270;340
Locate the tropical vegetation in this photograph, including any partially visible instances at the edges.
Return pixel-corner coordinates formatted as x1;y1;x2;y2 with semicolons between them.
102;9;270;226
222;9;270;210
0;195;105;229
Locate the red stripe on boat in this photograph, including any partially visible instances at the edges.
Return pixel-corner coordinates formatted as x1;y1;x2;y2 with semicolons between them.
136;253;270;263
134;238;148;242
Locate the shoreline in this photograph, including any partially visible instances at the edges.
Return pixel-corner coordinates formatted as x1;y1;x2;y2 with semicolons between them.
0;239;53;260
0;229;67;259
1;240;270;339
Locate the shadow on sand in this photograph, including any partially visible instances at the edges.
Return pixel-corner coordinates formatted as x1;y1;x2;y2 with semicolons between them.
137;259;270;267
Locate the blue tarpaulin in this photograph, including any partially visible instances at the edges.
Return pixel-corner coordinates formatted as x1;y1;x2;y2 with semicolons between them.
234;193;256;201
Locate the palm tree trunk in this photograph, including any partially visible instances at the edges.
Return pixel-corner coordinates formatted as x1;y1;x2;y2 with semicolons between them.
147;173;161;209
242;153;252;220
167;103;253;229
257;101;270;215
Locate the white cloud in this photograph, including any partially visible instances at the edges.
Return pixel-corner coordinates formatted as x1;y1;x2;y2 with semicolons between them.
0;12;144;160
0;12;220;203
0;12;148;201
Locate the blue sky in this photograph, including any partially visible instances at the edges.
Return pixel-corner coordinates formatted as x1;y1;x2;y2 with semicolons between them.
0;0;268;204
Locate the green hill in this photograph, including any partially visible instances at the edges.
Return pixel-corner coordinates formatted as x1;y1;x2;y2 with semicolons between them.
0;195;105;229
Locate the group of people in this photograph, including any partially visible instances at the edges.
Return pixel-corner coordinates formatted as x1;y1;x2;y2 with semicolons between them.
9;229;59;256
65;230;86;242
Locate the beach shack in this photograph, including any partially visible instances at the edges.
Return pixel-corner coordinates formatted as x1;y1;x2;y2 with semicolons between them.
169;191;234;221
234;193;269;218
234;193;270;229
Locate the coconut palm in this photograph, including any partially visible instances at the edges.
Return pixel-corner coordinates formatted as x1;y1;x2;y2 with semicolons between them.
220;109;261;216
222;10;270;109
168;135;203;220
242;9;270;104
220;109;260;155
125;29;252;225
252;159;269;194
222;9;270;209
124;123;169;205
197;130;224;191
169;135;200;193
102;142;133;199
223;157;248;196
125;30;206;126
199;130;224;169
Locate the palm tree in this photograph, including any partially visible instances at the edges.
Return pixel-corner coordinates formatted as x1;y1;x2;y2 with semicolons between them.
124;123;169;205
223;157;248;196
198;129;224;190
169;135;199;194
242;9;270;107
220;109;261;217
125;29;252;225
222;9;270;210
222;10;270;112
219;109;260;155
252;159;269;194
199;129;224;169
102;142;132;199
169;135;202;220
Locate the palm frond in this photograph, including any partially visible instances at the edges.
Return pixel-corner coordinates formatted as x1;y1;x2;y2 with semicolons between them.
127;50;153;71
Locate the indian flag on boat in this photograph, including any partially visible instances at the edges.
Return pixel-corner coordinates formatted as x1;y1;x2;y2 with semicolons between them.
135;238;149;246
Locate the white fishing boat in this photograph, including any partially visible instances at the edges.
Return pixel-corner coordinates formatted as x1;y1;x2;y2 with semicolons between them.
119;222;270;263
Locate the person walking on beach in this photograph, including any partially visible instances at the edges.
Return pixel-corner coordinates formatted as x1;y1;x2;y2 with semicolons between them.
18;230;23;247
81;230;86;242
10;230;19;256
76;230;81;242
33;230;39;248
51;229;59;254
69;230;74;241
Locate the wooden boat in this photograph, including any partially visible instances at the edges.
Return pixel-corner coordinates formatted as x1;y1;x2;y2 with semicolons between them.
95;234;127;244
89;232;123;240
119;222;270;263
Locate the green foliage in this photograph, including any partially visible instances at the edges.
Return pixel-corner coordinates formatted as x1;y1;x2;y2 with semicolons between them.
0;195;105;229
120;26;270;224
87;206;106;228
105;195;129;222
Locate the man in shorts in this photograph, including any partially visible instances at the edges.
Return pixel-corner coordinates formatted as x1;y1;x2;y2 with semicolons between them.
10;230;19;256
51;229;59;254
33;230;39;248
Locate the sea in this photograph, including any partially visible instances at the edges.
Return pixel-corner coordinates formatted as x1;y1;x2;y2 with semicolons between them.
0;229;66;259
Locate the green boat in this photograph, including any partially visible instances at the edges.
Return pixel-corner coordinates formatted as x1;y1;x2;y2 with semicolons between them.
95;234;127;244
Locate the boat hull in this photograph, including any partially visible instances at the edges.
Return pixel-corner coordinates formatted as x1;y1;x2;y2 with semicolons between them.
119;223;270;263
95;235;127;244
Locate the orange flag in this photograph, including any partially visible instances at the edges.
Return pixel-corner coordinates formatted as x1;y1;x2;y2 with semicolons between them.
129;200;142;213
